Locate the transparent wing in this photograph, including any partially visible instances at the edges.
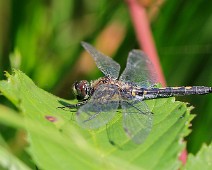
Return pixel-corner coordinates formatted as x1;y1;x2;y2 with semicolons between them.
76;84;120;129
120;50;158;87
106;114;139;150
121;99;153;144
81;42;120;79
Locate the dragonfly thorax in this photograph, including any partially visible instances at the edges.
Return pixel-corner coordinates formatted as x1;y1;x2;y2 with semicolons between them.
72;80;91;101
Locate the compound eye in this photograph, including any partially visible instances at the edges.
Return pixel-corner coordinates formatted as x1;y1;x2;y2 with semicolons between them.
72;80;90;101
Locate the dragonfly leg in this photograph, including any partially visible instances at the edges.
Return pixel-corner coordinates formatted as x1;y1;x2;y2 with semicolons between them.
58;101;88;110
124;100;153;115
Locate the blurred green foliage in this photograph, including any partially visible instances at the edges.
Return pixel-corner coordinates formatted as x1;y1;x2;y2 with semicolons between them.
0;0;211;164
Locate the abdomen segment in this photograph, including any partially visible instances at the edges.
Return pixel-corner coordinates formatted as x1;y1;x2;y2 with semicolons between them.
142;86;212;99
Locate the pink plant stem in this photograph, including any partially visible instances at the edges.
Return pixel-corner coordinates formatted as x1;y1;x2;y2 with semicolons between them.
126;0;166;86
126;0;187;164
179;149;187;165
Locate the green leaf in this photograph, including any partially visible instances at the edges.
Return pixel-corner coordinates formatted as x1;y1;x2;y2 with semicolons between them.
183;143;212;170
0;107;31;170
0;70;139;170
0;70;193;170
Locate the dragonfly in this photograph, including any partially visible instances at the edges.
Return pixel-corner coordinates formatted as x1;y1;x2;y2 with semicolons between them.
59;42;212;145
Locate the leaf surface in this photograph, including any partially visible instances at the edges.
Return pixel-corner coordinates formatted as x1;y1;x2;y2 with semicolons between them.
0;70;193;170
183;143;212;170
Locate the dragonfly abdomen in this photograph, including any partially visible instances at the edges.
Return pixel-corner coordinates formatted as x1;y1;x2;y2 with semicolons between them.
139;86;212;99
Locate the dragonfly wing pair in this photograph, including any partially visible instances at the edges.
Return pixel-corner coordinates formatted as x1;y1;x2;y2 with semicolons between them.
78;42;157;144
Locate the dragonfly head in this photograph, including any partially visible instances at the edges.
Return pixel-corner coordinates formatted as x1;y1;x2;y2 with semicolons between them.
72;80;91;101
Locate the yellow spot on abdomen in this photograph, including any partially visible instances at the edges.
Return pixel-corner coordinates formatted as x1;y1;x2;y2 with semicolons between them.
159;87;166;90
132;89;136;96
185;86;192;89
172;87;181;89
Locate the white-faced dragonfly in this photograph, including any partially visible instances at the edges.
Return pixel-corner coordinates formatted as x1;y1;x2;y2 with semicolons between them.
59;42;211;145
